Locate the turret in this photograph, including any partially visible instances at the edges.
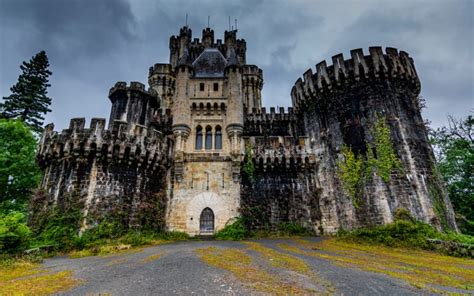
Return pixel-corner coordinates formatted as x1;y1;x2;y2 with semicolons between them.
171;50;193;158
169;26;192;68
202;27;214;48
148;63;175;111
242;65;263;113
225;49;244;160
108;81;159;131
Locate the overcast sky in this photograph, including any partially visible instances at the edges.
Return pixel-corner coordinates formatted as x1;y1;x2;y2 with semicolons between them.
1;0;473;130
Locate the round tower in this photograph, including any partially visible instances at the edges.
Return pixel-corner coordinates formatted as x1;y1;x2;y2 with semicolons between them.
224;49;244;161
148;63;175;111
242;65;263;113
291;47;457;233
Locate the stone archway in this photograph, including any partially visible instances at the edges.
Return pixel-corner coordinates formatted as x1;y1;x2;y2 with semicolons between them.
199;207;214;233
185;192;238;235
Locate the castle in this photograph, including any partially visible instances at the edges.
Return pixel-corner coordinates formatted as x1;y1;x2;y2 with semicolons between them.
34;26;458;236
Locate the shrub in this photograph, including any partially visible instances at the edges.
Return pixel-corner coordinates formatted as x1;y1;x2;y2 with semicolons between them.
0;211;32;253
75;221;125;248
337;217;474;256
277;222;311;236
215;217;249;240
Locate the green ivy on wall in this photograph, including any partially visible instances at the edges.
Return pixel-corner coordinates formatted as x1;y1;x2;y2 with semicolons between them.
242;143;255;183
337;115;401;208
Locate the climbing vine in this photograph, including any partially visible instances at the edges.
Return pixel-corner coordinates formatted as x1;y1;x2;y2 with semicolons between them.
337;115;401;208
242;143;255;183
337;146;364;208
366;115;402;182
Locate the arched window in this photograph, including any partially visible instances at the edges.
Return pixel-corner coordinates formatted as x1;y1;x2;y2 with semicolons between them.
215;126;222;150
195;126;203;150
205;126;212;150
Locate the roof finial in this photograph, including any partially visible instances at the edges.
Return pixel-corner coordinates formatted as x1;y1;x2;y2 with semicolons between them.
235;19;238;31
228;16;231;31
208;16;210;28
185;13;188;27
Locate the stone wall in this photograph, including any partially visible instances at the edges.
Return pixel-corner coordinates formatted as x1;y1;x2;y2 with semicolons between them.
166;159;240;236
290;47;458;233
33;117;171;231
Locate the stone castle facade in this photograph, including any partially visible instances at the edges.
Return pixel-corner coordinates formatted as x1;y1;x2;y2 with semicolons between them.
34;26;457;236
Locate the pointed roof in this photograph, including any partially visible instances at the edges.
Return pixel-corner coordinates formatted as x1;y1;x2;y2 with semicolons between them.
192;48;227;78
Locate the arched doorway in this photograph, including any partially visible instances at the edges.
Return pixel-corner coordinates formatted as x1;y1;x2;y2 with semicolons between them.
200;207;214;234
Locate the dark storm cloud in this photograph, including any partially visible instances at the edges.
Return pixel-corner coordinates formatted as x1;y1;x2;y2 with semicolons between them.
0;0;472;130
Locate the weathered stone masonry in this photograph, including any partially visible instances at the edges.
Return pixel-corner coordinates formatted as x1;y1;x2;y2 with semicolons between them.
34;26;457;235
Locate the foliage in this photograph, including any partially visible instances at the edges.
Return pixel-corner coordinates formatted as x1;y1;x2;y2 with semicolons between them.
33;197;83;251
337;146;364;207
337;210;474;256
216;218;312;240
0;51;52;133
337;115;401;208
430;115;473;235
0;211;32;253
0;119;40;211
215;217;249;240
366;115;402;182
242;143;255;183
277;222;312;236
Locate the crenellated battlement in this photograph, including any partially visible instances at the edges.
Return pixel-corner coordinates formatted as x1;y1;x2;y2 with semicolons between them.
246;107;295;122
148;63;174;76
244;135;316;172
37;117;170;171
109;81;156;98
242;65;263;78
244;107;297;137
291;47;420;112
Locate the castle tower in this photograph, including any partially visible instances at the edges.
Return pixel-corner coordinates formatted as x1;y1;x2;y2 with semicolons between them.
242;65;263;112
108;81;159;131
148;63;175;111
290;47;457;233
202;28;214;48
166;27;249;236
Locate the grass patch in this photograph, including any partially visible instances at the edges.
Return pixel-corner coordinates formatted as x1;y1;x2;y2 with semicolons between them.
69;244;143;259
69;230;188;258
196;246;320;295
292;238;474;294
140;253;163;263
244;242;311;275
0;260;79;295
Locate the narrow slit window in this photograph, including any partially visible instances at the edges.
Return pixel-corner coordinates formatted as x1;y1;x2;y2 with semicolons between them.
195;126;203;150
205;126;212;150
215;126;222;150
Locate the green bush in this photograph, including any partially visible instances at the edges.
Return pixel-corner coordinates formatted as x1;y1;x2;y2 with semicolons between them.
277;222;311;236
337;215;474;254
0;211;32;253
215;217;249;240
34;206;83;251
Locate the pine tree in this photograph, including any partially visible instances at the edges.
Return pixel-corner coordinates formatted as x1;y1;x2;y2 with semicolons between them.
1;51;52;133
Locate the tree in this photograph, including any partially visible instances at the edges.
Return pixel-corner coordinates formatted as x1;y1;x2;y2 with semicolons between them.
1;51;52;133
430;115;474;235
0;119;41;212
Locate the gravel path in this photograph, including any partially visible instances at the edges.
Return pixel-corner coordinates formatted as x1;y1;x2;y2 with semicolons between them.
44;238;427;295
